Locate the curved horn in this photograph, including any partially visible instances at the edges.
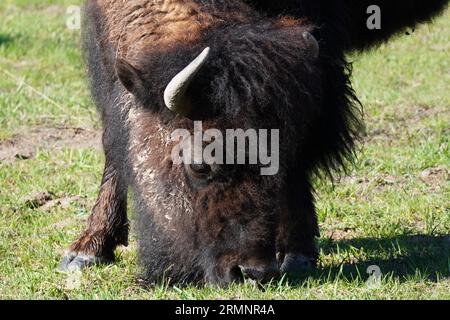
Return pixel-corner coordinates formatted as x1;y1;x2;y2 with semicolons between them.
302;32;319;59
164;47;211;116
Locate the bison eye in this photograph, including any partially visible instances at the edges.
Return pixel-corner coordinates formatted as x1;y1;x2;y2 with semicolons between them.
188;163;212;179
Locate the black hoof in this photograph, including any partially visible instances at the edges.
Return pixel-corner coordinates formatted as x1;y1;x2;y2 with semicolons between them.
280;253;316;276
59;252;106;272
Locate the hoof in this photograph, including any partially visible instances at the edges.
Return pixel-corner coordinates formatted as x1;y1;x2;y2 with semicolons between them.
280;253;316;276
59;252;107;272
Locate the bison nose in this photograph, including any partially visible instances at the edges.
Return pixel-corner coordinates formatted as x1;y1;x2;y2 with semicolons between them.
238;263;279;283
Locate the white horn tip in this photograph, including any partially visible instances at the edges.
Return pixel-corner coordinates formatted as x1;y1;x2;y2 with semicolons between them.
199;47;211;59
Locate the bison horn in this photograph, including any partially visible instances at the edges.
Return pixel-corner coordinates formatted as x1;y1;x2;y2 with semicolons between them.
164;47;211;116
302;32;319;59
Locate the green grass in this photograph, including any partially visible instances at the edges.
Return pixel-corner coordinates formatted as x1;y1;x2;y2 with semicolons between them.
0;1;449;300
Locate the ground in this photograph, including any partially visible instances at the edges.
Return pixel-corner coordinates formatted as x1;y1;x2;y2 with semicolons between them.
0;1;449;299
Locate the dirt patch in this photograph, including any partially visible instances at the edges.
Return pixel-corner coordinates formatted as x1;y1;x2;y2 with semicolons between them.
22;190;90;212
324;228;356;241
365;105;449;144
0;126;101;163
23;191;56;209
340;173;408;193
419;166;449;185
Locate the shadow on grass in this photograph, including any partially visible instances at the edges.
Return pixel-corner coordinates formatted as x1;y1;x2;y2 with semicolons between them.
289;234;450;285
0;34;14;46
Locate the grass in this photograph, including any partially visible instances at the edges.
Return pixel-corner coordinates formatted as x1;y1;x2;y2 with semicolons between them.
0;1;449;300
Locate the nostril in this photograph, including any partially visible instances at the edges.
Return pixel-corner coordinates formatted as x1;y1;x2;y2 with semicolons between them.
239;264;279;283
229;265;245;283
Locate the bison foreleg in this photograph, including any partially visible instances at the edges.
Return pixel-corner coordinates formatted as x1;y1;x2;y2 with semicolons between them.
277;179;319;276
60;153;129;271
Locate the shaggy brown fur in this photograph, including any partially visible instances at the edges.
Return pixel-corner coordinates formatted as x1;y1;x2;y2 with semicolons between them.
93;0;257;60
60;0;448;285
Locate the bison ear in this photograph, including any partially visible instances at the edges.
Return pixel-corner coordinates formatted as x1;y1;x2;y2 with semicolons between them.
115;59;144;95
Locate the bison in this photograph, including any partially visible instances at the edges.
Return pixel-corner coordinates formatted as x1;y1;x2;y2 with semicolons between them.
60;0;448;285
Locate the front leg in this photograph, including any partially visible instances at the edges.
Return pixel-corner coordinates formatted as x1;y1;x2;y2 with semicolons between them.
60;140;129;271
277;178;319;275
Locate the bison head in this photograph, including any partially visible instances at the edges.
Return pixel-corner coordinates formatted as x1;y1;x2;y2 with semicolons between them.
115;24;323;285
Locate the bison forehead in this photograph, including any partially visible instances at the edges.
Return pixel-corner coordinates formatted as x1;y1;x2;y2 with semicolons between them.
94;0;253;59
